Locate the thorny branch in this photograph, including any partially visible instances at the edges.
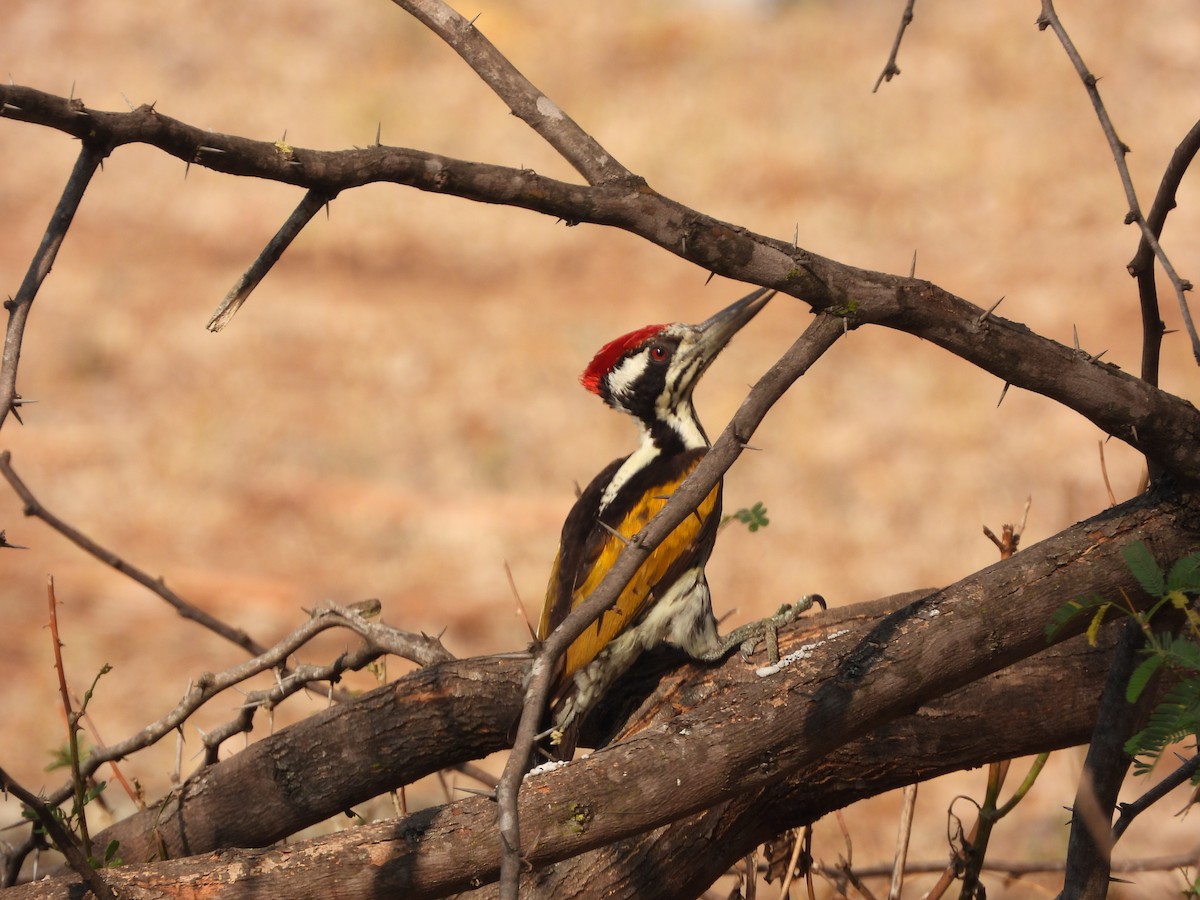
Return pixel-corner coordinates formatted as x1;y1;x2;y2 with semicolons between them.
1128;116;1200;390
28;602;450;819
0;767;115;900
0;451;267;656
387;0;632;185
3;82;1198;490
0;143;107;433
1037;0;1200;364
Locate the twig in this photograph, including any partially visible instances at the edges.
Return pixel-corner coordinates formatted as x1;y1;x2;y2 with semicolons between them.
807;846;1200;879
1037;0;1200;363
492;313;845;898
1128;117;1200;394
0;142;107;433
775;827;808;900
888;783;917;898
34;603;450;812
0;450;267;656
46;577;94;860
1112;752;1200;842
0;767;116;900
207;188;334;331
389;0;631;185
873;0;918;92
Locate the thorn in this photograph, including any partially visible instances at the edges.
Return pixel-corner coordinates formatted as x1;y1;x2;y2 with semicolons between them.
469;11;482;25
0;530;30;550
597;520;630;546
1073;324;1081;354
977;295;1004;325
739;442;763;452
793;223;799;248
908;249;917;278
1;102;22;114
704;271;716;286
120;92;135;111
996;381;1011;407
375;122;382;147
455;785;498;801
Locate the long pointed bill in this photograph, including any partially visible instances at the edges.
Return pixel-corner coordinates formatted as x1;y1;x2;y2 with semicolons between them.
690;286;775;366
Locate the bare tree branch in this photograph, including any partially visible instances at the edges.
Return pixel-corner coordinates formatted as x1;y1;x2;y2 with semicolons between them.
873;0;918;92
0;141;107;433
1037;0;1200;363
388;0;632;185
0;450;267;656
207;188;335;331
1060;619;1146;898
1128;116;1200;396
3;84;1197;488
29;603;450;820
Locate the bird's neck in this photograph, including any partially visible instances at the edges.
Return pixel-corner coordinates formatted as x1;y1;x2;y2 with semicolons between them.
598;405;708;513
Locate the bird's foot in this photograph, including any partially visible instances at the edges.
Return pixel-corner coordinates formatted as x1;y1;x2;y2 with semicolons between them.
699;594;826;664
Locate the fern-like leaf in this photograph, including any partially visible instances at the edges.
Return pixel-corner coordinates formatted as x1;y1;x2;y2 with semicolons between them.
1122;540;1166;598
1045;593;1110;641
1167;552;1200;595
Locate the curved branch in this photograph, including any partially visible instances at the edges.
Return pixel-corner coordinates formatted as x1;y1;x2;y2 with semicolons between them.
4;83;1197;487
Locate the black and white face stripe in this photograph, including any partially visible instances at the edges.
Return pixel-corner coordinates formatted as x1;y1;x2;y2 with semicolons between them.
599;327;708;460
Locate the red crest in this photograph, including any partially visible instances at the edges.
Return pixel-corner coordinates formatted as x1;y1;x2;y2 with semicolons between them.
579;324;668;395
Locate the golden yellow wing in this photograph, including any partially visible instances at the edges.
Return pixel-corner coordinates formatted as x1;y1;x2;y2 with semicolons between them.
539;452;720;683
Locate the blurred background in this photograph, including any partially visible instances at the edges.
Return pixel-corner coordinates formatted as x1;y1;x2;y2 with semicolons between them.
2;0;1198;895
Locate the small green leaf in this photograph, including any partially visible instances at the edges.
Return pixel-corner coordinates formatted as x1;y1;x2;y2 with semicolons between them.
1046;594;1110;641
1167;552;1200;594
1122;540;1166;597
1126;653;1164;702
732;502;770;533
1085;603;1112;647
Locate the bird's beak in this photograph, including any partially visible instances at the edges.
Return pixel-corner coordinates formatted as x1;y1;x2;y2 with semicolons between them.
689;286;775;366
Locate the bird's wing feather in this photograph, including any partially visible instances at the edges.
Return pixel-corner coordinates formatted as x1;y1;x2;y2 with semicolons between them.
539;449;720;682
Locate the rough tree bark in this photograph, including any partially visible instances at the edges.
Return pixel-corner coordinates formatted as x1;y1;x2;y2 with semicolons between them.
8;489;1194;898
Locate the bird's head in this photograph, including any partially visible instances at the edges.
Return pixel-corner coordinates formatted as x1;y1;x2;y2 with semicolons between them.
580;287;773;450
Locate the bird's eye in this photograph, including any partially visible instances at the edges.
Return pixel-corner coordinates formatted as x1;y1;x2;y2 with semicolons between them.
649;344;669;363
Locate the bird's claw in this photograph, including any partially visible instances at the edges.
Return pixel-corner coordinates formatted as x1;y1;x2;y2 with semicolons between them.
707;594;825;664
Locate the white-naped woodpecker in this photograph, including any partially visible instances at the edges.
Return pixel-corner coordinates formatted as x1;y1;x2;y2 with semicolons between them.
537;287;819;760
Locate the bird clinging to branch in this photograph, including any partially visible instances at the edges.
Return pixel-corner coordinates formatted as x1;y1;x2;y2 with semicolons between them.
537;287;818;760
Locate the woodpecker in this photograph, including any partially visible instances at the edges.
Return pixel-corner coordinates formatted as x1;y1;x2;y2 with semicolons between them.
537;287;813;759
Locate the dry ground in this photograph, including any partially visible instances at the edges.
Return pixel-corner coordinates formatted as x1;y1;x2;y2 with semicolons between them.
2;1;1199;896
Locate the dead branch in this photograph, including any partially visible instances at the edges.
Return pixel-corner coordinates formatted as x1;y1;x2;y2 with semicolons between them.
0;143;106;432
3;83;1197;490
1037;0;1200;363
0;451;267;656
